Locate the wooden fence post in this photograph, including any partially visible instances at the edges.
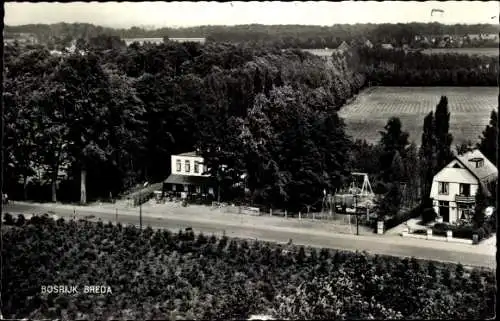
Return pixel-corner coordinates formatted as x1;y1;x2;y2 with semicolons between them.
270;208;272;216
285;209;287;218
299;211;301;220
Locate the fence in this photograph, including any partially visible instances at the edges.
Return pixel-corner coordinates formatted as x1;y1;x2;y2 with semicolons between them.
216;205;362;226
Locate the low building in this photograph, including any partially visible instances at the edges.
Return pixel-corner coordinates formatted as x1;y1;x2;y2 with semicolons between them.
123;37;164;46
169;37;206;44
364;39;374;48
163;151;215;198
430;150;497;224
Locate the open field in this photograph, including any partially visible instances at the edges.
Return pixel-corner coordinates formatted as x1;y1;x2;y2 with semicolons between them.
339;86;498;145
422;47;499;57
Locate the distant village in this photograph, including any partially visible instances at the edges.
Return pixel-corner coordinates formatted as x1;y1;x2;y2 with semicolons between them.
4;31;499;50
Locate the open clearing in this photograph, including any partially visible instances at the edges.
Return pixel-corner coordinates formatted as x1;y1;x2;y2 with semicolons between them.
422;47;499;57
339;86;498;145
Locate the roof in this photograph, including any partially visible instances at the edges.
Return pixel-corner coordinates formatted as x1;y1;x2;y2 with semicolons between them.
456;149;497;183
433;167;477;183
176;151;200;157
164;174;214;185
337;41;350;51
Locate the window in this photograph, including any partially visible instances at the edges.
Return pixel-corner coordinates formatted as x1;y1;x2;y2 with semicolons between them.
176;160;181;172
194;161;199;173
184;185;189;192
438;182;449;195
459;183;470;196
185;160;190;173
476;159;484;168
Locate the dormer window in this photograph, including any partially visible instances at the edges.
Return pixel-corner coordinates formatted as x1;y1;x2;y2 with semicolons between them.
469;157;484;168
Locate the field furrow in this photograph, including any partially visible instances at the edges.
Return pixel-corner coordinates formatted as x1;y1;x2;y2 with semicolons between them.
339;87;497;145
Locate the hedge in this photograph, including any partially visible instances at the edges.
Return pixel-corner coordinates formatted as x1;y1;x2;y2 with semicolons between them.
383;204;423;231
129;182;162;207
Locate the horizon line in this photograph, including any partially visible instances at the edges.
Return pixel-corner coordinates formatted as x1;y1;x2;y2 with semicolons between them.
5;22;500;30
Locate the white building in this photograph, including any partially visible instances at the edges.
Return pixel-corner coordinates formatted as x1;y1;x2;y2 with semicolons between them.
169;37;206;44
123;38;164;46
430;150;497;224
164;151;215;196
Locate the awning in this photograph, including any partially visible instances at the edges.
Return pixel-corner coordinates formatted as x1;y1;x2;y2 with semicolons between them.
164;174;214;185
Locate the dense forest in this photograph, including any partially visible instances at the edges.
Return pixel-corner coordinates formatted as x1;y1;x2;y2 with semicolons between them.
3;34;497;216
5;22;500;49
358;46;499;86
3;39;365;210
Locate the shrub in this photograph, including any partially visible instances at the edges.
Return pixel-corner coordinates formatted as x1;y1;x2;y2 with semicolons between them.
476;227;486;241
421;207;437;224
452;225;475;240
15;214;26;227
4;213;15;225
431;228;447;237
433;223;451;231
413;229;427;235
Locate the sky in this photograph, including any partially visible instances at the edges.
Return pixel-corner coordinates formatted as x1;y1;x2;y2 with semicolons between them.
5;1;500;28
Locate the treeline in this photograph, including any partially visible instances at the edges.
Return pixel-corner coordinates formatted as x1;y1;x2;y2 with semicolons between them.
5;22;499;49
3;40;365;211
358;47;499;86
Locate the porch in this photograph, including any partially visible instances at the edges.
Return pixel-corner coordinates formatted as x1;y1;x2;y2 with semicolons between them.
163;174;215;199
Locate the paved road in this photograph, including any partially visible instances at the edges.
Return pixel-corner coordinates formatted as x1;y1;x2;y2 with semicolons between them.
3;202;496;269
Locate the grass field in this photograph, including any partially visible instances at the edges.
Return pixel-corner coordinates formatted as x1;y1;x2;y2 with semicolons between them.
339;87;498;145
422;47;499;57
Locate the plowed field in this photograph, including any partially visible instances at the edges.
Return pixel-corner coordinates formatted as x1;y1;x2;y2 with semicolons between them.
339;87;498;145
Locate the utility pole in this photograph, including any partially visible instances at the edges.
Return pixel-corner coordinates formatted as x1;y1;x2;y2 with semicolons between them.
140;181;148;229
139;202;142;229
355;194;359;236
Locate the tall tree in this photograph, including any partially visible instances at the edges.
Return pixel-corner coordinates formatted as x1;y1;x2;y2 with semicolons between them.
419;111;437;201
434;96;454;171
51;52;116;204
378;117;409;182
403;143;420;207
477;109;498;166
390;151;405;184
473;184;488;227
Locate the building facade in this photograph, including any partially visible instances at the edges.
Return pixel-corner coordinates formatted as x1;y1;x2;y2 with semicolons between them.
164;152;215;197
430;150;497;224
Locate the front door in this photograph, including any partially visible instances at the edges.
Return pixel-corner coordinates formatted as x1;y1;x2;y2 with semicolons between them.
439;201;450;223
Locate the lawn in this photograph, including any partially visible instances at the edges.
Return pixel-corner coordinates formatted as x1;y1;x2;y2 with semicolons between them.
422;47;499;57
2;214;495;320
338;86;498;145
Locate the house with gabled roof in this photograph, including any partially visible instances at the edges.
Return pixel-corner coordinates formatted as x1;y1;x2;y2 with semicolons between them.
337;41;350;52
430;149;497;224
